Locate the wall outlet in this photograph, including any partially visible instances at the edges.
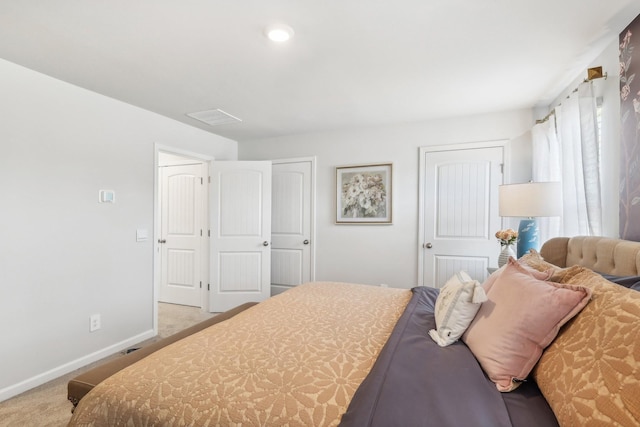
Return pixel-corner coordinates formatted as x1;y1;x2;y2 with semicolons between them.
90;314;101;332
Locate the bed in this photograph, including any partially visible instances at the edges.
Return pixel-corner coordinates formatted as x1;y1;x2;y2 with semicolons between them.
67;237;640;427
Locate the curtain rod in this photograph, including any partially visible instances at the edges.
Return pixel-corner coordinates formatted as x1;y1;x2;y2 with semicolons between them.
535;66;607;124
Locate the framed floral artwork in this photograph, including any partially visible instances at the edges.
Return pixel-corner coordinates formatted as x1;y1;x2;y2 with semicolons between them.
336;163;392;224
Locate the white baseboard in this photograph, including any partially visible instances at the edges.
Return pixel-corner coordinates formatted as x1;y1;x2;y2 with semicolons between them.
0;329;155;403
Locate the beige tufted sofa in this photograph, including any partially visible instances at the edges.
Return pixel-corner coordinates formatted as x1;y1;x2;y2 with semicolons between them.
539;235;640;275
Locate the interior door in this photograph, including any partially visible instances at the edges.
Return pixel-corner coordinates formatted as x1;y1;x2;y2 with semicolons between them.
210;161;272;312
159;163;205;307
271;159;313;295
419;144;504;287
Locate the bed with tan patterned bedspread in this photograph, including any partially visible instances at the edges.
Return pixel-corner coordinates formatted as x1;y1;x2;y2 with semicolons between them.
67;282;411;427
67;236;640;427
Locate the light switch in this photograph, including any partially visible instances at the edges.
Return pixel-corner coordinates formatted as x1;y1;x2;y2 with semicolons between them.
136;229;149;242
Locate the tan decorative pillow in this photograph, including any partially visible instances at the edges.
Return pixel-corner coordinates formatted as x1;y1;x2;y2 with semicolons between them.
463;258;592;392
519;250;562;274
533;266;640;426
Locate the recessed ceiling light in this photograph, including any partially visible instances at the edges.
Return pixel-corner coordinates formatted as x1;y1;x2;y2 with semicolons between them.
265;24;294;42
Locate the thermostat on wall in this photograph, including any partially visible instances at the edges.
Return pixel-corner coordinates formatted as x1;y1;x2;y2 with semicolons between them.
99;190;115;203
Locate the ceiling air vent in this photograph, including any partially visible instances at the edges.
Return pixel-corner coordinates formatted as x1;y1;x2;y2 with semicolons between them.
186;109;242;126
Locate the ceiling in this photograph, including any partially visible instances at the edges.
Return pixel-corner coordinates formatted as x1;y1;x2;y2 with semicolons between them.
1;1;640;142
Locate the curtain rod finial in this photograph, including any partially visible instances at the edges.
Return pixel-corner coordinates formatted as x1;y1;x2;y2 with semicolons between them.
586;66;606;81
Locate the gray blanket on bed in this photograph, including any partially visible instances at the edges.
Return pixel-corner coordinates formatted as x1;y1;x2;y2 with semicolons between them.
339;286;559;427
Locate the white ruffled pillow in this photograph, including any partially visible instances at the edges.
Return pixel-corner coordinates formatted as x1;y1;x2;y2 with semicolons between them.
428;271;487;347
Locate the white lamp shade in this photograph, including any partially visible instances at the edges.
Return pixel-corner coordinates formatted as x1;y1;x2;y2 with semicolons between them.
499;182;562;218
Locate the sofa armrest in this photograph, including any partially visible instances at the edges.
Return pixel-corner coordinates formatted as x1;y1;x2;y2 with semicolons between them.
539;237;570;267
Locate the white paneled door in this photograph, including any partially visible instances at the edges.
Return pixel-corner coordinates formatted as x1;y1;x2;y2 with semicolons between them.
210;161;272;312
419;143;504;287
159;163;206;307
271;159;313;295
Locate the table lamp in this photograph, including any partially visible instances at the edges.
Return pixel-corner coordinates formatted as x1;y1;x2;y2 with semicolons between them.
498;182;562;258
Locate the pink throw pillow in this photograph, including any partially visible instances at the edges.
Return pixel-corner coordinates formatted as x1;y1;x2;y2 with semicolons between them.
462;258;592;392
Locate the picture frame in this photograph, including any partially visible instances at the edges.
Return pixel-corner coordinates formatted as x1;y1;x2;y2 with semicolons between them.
336;163;392;224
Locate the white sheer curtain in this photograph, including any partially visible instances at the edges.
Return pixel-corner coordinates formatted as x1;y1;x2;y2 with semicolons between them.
531;116;561;243
532;82;602;240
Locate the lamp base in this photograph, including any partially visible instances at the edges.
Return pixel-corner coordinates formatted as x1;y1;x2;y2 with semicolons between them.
517;218;539;258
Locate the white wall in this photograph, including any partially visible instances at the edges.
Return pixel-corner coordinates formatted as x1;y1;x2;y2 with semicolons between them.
239;109;534;289
240;39;626;291
0;58;237;400
597;41;623;237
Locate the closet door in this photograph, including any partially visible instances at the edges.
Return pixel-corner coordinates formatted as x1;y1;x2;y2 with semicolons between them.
419;143;504;287
271;159;314;295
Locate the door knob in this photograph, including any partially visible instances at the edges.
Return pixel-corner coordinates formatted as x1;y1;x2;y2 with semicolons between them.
424;242;433;249
303;240;310;245
263;241;270;246
158;239;166;244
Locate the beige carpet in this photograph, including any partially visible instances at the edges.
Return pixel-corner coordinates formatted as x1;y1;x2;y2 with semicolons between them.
0;303;217;427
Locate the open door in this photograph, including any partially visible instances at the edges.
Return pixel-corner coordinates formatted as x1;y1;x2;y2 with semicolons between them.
158;162;206;307
210;161;272;312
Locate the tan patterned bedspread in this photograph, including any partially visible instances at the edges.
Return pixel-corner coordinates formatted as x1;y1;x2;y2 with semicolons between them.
68;282;411;427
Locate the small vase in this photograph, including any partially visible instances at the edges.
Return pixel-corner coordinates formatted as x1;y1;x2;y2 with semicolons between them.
498;244;515;267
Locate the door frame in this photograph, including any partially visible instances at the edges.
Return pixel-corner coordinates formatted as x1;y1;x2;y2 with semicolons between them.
153;143;214;334
417;140;510;286
271;156;317;287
